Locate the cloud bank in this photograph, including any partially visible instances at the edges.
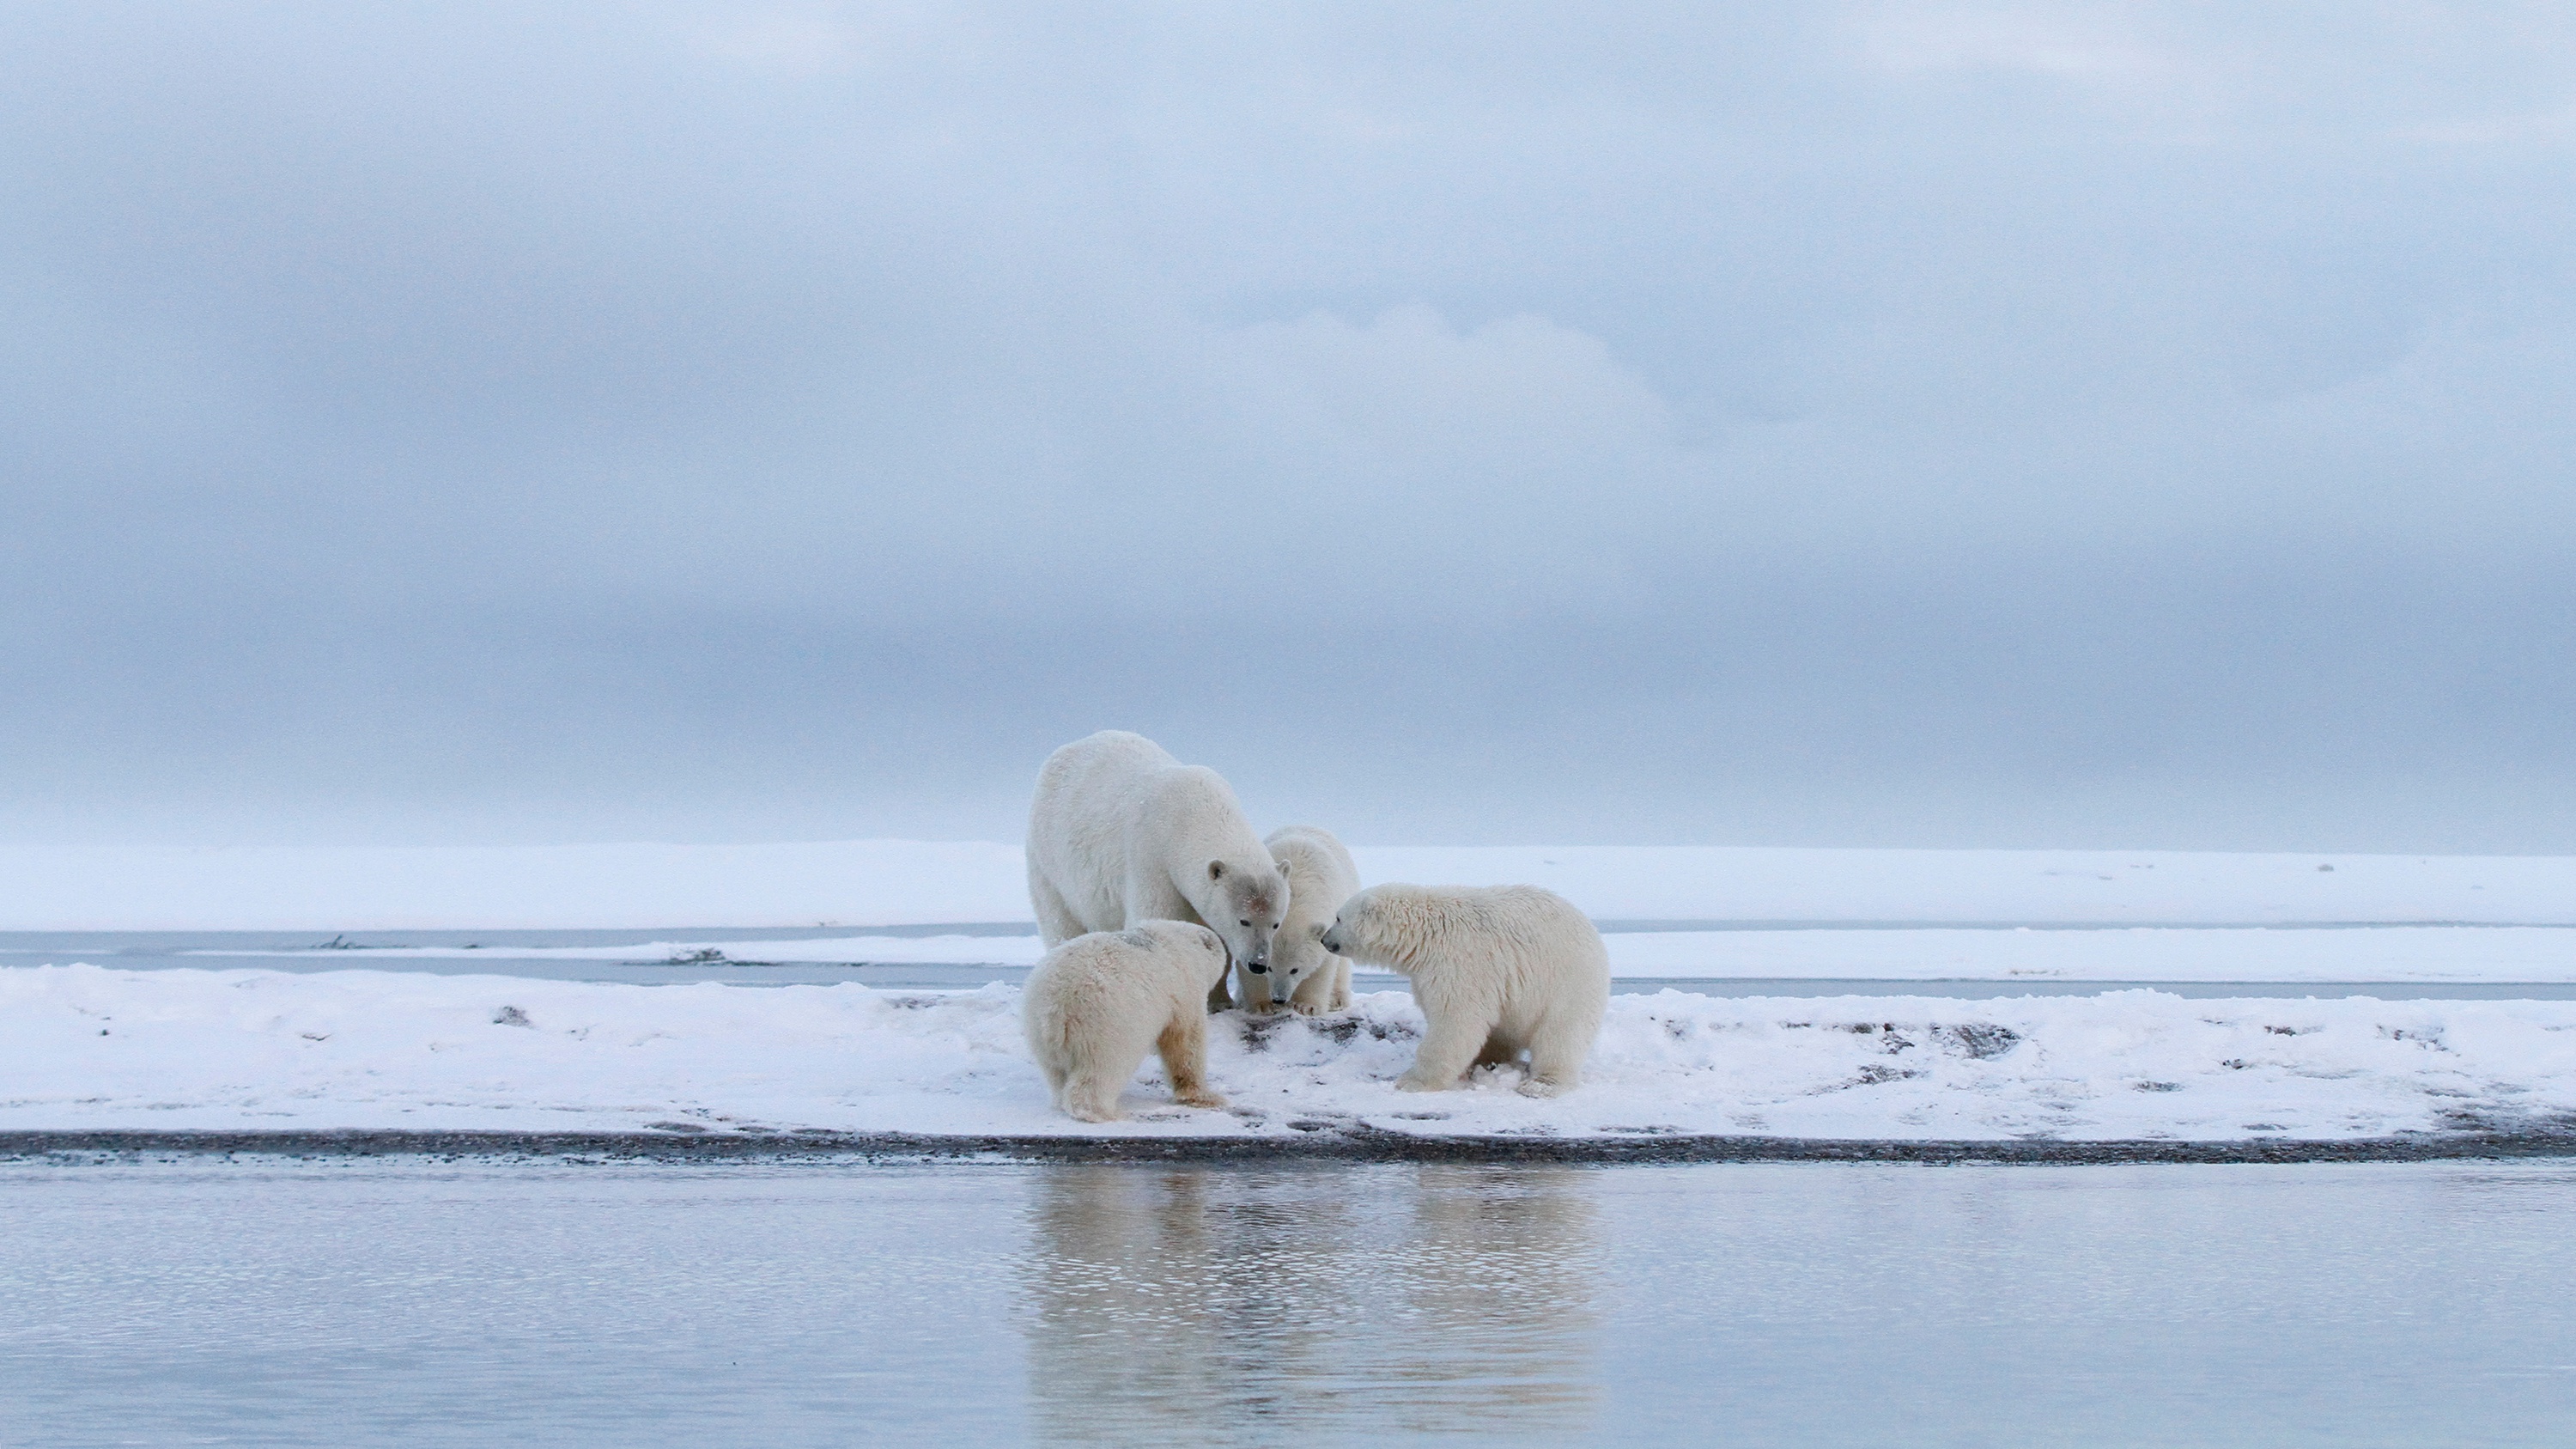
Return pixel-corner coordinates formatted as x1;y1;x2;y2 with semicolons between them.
4;3;2573;849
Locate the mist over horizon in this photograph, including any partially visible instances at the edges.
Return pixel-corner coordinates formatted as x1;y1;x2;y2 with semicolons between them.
7;3;2575;854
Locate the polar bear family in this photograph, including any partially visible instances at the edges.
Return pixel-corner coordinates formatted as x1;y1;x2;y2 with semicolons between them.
1022;731;1611;1122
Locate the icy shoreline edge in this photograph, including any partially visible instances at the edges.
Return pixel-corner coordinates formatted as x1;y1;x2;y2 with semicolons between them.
9;1125;2575;1166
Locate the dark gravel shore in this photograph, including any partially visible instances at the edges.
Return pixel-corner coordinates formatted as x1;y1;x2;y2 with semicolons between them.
7;1124;2574;1166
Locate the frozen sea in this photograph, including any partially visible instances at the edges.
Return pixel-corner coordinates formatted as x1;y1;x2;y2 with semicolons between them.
4;1157;2572;1447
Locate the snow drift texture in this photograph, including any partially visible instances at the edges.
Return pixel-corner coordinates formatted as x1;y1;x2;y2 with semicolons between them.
8;965;2571;1142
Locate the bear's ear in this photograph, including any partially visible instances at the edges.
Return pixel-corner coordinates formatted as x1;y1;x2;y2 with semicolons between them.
1206;860;1225;881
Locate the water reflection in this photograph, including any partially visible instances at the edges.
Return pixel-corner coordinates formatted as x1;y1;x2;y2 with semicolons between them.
1020;1164;1602;1445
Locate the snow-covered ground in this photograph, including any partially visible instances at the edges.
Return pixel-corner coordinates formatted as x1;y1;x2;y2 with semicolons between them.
171;922;2576;983
13;841;2571;1145
7;965;2570;1142
9;840;2576;931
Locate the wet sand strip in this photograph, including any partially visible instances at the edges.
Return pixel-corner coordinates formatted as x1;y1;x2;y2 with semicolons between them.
6;1125;2573;1166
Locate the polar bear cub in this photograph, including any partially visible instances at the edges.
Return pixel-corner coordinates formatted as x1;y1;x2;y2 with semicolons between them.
1024;921;1234;1122
1248;825;1359;1015
1026;730;1290;1011
1321;884;1609;1097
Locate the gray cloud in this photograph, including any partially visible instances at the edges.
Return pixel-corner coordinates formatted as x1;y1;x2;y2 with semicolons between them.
5;3;2574;849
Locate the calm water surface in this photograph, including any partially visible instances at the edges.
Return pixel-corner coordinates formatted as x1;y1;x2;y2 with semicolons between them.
2;1160;2570;1446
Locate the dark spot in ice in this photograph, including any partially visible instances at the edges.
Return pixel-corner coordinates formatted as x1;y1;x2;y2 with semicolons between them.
666;947;727;965
2242;1123;2287;1132
1662;1019;1690;1039
2318;863;2335;872
1851;1062;1924;1086
2135;1081;2183;1093
646;1121;711;1134
1601;1125;1682;1135
1285;1119;1335;1132
2264;1025;2310;1035
1389;1111;1449;1120
1933;1023;2020;1059
2221;1058;2251;1069
491;1006;532;1027
1316;1016;1417;1043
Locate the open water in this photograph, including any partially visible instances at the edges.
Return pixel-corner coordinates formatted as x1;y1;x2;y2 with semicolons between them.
2;1158;2570;1446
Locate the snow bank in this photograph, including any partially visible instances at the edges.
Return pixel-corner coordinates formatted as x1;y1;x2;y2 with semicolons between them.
1595;925;2576;983
7;965;2570;1142
9;841;2575;932
174;923;2576;983
0;841;1024;932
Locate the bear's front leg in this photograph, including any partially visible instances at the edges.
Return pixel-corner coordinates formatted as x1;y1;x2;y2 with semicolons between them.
1241;970;1285;1014
1397;1016;1492;1092
1157;1014;1228;1109
1284;971;1330;1017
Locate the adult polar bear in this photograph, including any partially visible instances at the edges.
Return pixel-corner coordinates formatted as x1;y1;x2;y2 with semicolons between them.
1322;883;1609;1096
1027;731;1289;1011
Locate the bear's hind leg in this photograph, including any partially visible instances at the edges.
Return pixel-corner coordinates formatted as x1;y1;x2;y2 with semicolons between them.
1060;1076;1123;1121
1034;1054;1069;1107
1058;1048;1127;1121
1157;1013;1227;1109
1029;868;1087;949
1520;1030;1586;1097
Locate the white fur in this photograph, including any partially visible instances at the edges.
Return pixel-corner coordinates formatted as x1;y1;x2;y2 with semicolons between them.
1023;921;1233;1121
1249;825;1359;1015
1026;731;1290;1011
1321;883;1609;1097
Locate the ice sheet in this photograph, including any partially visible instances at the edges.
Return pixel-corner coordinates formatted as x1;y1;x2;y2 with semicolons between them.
172;923;2576;983
9;841;2576;931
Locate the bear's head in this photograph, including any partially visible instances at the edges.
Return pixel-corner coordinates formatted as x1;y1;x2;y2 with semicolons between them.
1320;884;1402;973
1203;857;1288;980
1267;919;1332;1002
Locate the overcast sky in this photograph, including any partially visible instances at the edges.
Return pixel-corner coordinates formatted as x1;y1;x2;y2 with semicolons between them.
5;3;2573;849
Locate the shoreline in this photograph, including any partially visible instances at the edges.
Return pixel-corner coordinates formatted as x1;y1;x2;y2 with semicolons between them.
9;1125;2575;1166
